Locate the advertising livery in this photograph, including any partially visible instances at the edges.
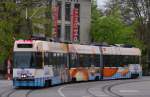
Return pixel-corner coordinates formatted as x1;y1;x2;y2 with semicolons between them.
13;40;142;87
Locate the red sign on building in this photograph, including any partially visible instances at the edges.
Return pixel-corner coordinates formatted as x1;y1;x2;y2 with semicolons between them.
52;6;59;37
72;8;79;42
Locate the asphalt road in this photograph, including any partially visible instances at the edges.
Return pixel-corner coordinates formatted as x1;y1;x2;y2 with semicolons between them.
0;77;150;97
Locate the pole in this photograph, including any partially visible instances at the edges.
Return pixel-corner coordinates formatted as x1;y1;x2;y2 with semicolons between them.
26;7;28;20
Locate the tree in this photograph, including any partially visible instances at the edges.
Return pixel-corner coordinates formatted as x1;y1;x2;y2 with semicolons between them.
0;2;19;63
126;0;150;75
16;0;52;37
91;1;142;47
0;0;52;64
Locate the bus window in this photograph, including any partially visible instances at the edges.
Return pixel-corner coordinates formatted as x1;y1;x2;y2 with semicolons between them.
61;54;67;67
69;53;78;68
55;53;60;68
49;52;58;67
120;55;140;65
13;52;43;69
91;54;100;67
44;52;49;65
58;53;68;68
103;55;118;67
135;56;140;64
103;55;111;67
130;56;140;64
30;53;36;68
14;52;33;68
95;55;100;67
49;53;53;66
59;53;63;65
78;54;91;67
83;55;91;67
79;54;83;67
63;54;67;66
116;55;121;67
35;52;43;68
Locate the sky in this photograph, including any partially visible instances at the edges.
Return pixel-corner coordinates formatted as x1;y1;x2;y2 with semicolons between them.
97;0;106;8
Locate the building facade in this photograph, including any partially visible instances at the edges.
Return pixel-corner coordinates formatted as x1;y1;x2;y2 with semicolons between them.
51;0;91;44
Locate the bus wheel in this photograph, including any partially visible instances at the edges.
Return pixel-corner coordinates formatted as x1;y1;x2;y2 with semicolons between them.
131;73;139;79
95;76;99;81
45;80;51;87
72;77;76;82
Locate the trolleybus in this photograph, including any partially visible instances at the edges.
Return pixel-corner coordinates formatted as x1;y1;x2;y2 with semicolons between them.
12;40;142;87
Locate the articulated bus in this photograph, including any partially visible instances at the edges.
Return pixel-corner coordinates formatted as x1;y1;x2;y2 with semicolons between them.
101;46;142;79
13;40;142;87
68;44;101;81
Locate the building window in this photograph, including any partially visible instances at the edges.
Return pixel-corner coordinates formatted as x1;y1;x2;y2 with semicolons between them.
65;2;71;21
57;25;61;39
16;0;21;4
57;1;62;20
65;25;71;41
78;25;80;41
74;3;80;22
66;0;71;2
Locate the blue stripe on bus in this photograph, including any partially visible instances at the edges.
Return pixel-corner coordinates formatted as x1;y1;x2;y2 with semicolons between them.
89;73;100;80
103;72;131;80
51;76;61;85
13;76;63;87
13;77;50;87
103;72;142;80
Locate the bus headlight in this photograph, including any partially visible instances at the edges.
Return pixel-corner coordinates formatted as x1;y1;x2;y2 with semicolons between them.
21;74;27;78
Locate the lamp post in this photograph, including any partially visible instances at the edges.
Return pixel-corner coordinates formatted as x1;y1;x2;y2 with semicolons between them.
25;2;44;38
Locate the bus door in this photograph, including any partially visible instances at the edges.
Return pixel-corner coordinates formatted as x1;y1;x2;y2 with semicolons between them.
89;54;101;81
60;53;69;82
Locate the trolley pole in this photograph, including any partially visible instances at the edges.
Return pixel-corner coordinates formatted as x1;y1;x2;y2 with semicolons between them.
7;59;12;80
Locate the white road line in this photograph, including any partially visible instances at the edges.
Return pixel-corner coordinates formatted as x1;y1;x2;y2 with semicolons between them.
88;88;109;97
82;96;91;97
58;86;67;97
93;94;109;97
58;84;74;97
119;90;139;93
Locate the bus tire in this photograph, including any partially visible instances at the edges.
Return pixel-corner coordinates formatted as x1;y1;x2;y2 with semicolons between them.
95;76;99;81
131;73;139;79
72;77;76;82
45;80;51;87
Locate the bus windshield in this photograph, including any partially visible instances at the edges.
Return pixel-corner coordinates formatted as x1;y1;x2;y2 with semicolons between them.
13;52;43;68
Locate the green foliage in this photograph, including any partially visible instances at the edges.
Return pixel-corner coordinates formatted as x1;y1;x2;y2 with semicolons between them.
0;2;18;63
91;3;143;48
0;1;52;64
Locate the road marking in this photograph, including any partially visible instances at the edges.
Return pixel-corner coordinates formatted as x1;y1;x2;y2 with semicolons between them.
82;96;91;97
88;88;109;97
119;90;139;93
58;84;74;97
93;94;109;97
58;86;67;97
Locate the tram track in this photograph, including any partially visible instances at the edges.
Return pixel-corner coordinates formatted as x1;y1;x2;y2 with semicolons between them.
0;85;14;97
0;88;16;97
1;78;150;97
5;89;17;97
0;87;34;97
25;90;34;97
87;79;150;97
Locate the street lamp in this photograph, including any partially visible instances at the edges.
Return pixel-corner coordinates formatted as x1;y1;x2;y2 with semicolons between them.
24;2;44;37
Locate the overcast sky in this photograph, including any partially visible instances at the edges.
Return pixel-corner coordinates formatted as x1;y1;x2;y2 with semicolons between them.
97;0;106;8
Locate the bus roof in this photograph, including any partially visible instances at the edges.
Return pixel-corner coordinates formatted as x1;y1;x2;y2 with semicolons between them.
42;42;68;53
101;46;141;56
14;40;68;53
14;40;141;55
69;44;101;54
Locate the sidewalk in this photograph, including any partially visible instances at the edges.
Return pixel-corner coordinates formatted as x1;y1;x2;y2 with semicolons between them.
0;74;5;80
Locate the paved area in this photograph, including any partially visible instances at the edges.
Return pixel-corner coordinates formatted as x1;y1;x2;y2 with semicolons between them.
112;79;150;97
0;77;150;97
